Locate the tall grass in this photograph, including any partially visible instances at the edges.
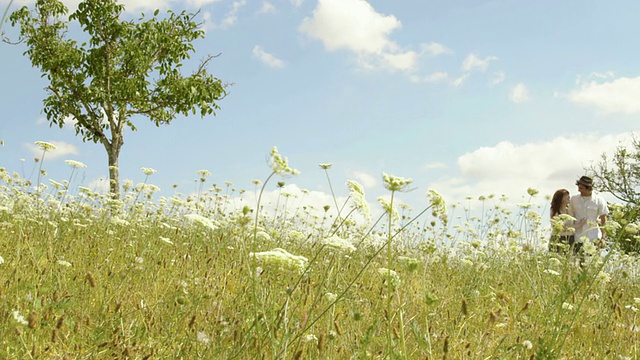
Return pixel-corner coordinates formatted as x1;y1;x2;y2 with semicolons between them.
1;147;640;359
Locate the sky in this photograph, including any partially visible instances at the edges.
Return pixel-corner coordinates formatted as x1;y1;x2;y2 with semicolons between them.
1;0;640;219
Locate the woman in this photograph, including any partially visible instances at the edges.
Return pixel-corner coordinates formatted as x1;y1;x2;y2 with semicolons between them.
549;189;578;254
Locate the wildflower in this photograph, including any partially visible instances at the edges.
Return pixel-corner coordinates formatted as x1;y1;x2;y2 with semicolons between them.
12;310;28;325
324;292;338;303
197;331;211;344
347;180;371;223
159;236;174;245
377;197;398;221
185;214;217;231
321;235;356;252
269;146;300;176
250;248;308;274
57;260;72;267
382;172;412;192
562;302;574;310
319;163;332;169
427;189;447;222
377;268;401;287
527;188;539;196
141;167;156;175
0;255;4;264
625;305;638;313
110;217;130;226
49;179;64;188
625;223;639;234
304;334;318;343
543;269;560;276
252;179;262;186
522;340;533;350
398;256;420;272
582;238;598;256
256;231;271;242
597;271;611;284
35;141;56;151
65;160;87;168
197;169;212;177
550;214;576;234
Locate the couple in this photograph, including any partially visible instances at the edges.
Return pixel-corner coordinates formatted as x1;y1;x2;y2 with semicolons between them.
549;176;609;254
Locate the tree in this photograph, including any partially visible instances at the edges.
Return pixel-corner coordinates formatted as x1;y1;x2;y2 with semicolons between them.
589;135;640;205
8;0;226;198
589;134;640;254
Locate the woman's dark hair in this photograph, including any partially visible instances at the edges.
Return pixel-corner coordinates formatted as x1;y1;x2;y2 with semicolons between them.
550;189;569;217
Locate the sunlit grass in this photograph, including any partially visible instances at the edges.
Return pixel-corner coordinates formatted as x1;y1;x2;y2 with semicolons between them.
1;147;640;359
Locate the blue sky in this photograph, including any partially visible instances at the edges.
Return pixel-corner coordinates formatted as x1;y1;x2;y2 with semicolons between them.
1;0;639;215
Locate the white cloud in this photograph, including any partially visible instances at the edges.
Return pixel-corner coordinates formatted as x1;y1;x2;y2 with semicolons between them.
25;141;79;160
430;133;632;206
461;53;498;72
258;1;276;14
566;75;640;115
425;71;448;83
252;46;285;68
290;0;304;7
219;0;247;29
350;170;377;189
510;83;531;103
299;0;415;72
420;42;452;57
451;73;469;87
490;71;506;86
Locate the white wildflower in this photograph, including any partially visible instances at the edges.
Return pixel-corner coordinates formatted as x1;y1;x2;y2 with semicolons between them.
304;334;318;343
185;214;217;231
12;310;28;325
250;248;308;274
522;340;533;350
562;302;574;311
65;160;87;168
378;267;401;287
35;141;56;151
159;236;174;245
0;255;4;264
269;146;300;176
382;172;412;192
543;269;560;276
256;231;271;242
321;235;356;252
141;167;156;175
324;292;338;303
57;260;72;267
197;331;210;344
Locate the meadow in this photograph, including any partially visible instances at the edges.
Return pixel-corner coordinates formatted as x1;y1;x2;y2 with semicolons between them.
2;144;640;359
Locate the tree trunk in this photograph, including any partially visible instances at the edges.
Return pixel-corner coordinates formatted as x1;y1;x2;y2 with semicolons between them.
106;141;122;199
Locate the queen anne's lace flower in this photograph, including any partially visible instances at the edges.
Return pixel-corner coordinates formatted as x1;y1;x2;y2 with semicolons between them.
269;146;299;176
35;141;56;151
321;235;356;252
382;172;412;192
250;248;308;274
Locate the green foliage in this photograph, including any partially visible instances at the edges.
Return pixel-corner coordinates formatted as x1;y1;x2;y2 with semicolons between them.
591;136;640;205
590;135;640;253
8;0;226;196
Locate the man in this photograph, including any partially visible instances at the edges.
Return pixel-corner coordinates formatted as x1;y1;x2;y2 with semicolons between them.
568;176;609;248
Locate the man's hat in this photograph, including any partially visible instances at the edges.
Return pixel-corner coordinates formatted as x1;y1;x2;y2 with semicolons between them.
576;176;593;187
